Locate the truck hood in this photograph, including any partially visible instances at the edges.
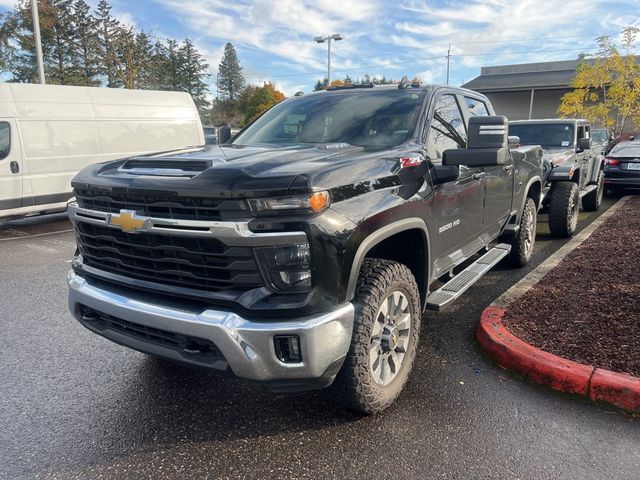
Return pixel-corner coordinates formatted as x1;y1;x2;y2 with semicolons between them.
539;147;576;166
72;143;407;198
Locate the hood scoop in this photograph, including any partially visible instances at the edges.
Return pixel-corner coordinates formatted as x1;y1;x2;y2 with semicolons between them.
116;158;213;177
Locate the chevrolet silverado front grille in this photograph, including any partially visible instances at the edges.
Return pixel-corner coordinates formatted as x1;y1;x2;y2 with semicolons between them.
75;222;264;292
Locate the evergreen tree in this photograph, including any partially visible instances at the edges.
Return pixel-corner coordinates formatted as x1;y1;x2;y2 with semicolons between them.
0;13;13;74
109;27;154;89
71;0;100;85
48;0;75;84
217;42;245;101
94;0;120;87
177;38;210;113
4;1;56;83
314;78;328;91
151;38;181;90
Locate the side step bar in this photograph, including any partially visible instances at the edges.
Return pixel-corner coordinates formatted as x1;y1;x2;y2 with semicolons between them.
579;184;597;198
426;243;511;311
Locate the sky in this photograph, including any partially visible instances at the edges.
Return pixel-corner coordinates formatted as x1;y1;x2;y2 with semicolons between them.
1;0;639;96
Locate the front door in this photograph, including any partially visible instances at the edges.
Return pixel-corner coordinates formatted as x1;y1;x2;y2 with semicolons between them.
460;95;513;235
0;120;24;213
425;94;485;276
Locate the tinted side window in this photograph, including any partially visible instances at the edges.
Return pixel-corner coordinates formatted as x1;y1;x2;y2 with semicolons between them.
464;97;489;117
0;122;10;160
426;94;467;161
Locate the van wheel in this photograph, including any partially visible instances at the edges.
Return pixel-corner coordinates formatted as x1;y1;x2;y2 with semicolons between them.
548;182;580;238
583;170;604;211
507;197;537;267
330;258;421;415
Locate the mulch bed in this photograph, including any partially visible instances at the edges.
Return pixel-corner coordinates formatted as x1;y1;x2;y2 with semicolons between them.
502;196;640;377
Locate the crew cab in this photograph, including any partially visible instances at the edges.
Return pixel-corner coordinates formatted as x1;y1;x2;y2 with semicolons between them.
509;119;604;237
67;82;544;414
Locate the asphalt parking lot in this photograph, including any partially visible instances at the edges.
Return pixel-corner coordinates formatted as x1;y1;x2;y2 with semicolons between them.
1;195;638;480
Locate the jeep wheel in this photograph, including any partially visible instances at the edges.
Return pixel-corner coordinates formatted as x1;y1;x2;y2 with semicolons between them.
506;197;537;267
583;170;604;211
330;258;420;415
548;182;580;238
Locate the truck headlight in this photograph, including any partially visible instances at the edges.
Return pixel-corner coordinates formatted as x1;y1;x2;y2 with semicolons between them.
248;191;330;215
255;244;312;292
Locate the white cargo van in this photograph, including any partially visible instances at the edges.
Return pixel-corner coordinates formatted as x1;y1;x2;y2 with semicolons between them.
0;83;205;219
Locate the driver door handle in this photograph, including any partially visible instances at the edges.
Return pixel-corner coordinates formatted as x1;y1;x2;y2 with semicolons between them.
503;164;514;172
472;172;486;180
10;161;20;174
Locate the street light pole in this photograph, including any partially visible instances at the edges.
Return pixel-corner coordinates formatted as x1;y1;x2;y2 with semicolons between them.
31;0;45;84
314;33;343;86
446;44;451;86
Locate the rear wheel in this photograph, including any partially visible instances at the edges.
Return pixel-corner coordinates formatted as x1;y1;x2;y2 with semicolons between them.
583;170;604;211
548;182;580;238
506;197;537;267
330;258;420;415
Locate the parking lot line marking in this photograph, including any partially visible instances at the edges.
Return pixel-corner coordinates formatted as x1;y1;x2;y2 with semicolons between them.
0;228;74;242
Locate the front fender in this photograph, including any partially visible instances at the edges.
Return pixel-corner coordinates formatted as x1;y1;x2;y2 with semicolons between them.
344;217;431;302
548;165;578;182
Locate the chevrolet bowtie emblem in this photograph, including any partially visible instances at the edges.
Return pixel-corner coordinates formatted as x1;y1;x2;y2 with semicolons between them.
109;210;149;233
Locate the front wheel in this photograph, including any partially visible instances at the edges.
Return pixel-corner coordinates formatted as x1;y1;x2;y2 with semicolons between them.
330;258;421;415
548;182;580;238
583;170;604;211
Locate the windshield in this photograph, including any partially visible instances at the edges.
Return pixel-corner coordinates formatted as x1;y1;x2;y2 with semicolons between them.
509;123;575;148
231;89;426;148
592;129;608;142
609;142;640;157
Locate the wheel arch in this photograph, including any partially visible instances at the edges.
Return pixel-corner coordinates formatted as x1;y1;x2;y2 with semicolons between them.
346;218;431;310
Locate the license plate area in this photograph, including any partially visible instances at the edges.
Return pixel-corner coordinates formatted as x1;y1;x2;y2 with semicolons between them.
627;163;640;171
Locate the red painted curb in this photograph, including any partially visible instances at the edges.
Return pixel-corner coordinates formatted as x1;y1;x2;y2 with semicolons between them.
477;306;640;413
590;369;640;413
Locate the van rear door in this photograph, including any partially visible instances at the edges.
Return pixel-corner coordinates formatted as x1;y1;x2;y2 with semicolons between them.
0;120;25;214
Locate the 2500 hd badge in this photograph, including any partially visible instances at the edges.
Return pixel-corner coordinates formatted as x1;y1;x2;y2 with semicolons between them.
438;219;461;234
67;81;544;414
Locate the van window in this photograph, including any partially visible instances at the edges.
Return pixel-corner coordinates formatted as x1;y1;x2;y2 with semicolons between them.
464;97;489;117
426;94;467;162
0;122;10;160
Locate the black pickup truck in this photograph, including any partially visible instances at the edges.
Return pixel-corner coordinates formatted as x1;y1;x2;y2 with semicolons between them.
67;83;543;414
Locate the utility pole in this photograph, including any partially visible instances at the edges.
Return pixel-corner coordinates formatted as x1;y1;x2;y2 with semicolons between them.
446;44;451;86
31;0;46;84
314;34;343;86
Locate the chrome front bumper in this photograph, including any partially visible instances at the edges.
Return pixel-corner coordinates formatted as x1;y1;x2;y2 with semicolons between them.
68;271;354;390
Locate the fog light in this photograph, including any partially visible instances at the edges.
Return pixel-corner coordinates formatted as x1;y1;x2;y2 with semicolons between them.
255;244;312;292
274;335;302;363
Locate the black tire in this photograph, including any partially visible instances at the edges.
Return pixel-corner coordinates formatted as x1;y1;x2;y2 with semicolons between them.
329;258;421;415
506;197;537;267
604;185;617;197
582;170;604;211
548;182;580;238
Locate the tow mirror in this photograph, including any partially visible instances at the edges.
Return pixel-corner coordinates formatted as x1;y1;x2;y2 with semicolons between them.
431;164;460;185
218;126;231;144
442;116;509;167
577;137;591;152
508;136;520;149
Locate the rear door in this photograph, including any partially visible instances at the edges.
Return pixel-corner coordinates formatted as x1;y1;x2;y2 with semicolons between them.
0;120;24;213
460;96;514;237
425;93;485;273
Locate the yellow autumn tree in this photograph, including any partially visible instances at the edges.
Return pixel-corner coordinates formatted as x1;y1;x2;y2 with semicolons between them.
238;82;285;126
558;27;640;136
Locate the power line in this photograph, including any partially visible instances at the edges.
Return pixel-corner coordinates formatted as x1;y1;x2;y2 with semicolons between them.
241;46;595;82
